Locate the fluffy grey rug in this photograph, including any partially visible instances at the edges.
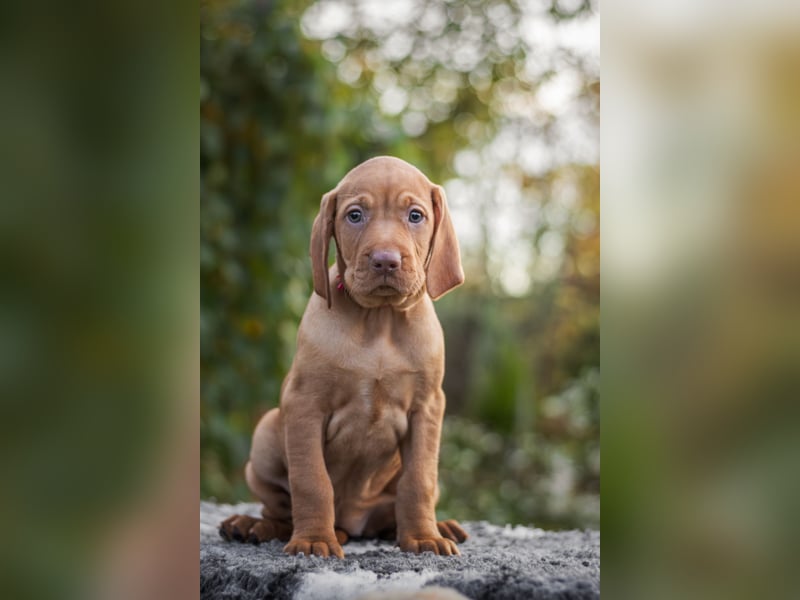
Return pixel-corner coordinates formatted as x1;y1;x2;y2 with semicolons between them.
201;501;599;599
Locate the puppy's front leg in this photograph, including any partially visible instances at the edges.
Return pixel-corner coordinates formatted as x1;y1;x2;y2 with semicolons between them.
396;395;460;556
282;404;343;558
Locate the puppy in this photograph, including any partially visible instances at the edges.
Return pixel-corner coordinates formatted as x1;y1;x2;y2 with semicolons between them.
220;156;467;557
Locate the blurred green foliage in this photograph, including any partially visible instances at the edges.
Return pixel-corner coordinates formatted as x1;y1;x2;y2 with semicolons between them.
201;0;598;529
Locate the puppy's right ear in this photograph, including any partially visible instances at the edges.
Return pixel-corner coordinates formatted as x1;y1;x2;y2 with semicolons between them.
310;189;337;308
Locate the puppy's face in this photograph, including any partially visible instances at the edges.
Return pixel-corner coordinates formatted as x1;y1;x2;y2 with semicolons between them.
334;161;435;308
311;156;464;309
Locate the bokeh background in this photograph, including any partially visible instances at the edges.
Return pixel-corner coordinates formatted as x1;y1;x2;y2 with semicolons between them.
4;1;799;598
603;3;800;598
201;0;600;530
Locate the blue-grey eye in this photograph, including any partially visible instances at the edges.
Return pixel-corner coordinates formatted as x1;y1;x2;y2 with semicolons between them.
346;209;363;223
408;209;424;224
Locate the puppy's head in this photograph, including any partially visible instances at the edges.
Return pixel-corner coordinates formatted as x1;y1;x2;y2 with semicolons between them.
311;156;464;309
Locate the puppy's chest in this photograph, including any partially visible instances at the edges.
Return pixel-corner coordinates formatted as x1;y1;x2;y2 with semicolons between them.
325;372;414;451
317;318;438;450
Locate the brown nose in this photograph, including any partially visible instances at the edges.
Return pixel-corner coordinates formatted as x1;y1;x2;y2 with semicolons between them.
370;250;401;274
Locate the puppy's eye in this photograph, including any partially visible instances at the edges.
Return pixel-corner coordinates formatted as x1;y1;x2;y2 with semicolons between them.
408;209;424;224
346;209;363;224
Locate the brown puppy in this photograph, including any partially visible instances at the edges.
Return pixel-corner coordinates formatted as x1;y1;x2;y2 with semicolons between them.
219;156;467;558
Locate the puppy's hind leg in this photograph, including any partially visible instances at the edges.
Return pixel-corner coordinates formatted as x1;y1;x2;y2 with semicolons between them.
219;513;292;544
219;462;293;544
219;408;294;544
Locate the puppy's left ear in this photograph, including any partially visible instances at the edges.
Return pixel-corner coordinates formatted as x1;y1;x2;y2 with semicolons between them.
310;189;337;308
426;185;464;299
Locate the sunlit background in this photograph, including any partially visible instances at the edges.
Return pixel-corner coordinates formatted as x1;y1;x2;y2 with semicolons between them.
604;1;800;598
201;0;599;530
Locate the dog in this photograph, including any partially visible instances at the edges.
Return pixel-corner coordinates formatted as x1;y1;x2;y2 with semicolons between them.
219;156;467;558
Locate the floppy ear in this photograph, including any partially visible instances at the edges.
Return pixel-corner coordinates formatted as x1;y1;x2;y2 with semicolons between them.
310;189;337;308
426;185;464;299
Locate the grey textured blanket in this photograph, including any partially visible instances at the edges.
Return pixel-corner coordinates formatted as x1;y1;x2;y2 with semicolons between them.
201;501;599;599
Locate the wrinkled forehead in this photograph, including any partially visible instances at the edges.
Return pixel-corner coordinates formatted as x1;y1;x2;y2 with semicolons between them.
337;159;433;204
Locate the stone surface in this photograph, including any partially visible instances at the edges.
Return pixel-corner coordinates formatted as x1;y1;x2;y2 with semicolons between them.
201;501;599;599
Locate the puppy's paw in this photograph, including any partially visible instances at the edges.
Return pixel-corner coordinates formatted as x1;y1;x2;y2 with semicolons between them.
399;534;460;556
219;514;291;544
437;519;468;543
334;528;350;545
284;534;344;558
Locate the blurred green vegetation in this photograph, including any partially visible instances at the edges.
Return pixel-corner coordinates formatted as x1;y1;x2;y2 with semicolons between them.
201;0;598;529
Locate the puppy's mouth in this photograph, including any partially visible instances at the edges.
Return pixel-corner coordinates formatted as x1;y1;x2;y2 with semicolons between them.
345;267;424;307
371;285;400;296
